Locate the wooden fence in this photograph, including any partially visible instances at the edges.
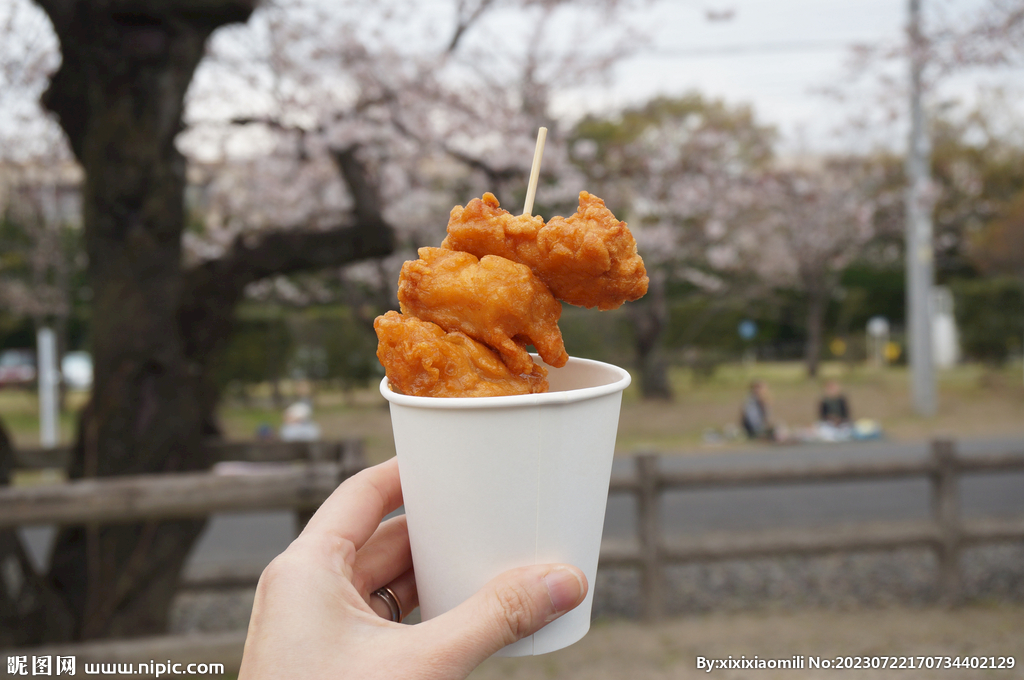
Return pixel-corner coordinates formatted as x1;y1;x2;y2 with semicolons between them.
6;440;366;591
2;440;365;674
11;439;364;473
3;438;1024;668
600;439;1024;620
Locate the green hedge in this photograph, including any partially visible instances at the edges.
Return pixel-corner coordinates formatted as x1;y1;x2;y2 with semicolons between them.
951;277;1024;363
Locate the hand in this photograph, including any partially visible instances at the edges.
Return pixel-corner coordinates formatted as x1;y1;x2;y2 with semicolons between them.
238;457;588;679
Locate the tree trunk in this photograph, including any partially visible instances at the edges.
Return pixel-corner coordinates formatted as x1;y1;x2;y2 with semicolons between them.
0;419;76;646
31;0;395;644
36;1;250;642
631;269;672;400
805;288;827;378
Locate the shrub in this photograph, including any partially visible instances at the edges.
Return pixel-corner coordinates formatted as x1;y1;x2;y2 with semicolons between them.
951;277;1024;363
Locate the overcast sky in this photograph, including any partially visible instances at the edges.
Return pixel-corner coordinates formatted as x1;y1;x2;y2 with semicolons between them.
540;0;1023;153
564;0;905;132
2;0;1022;160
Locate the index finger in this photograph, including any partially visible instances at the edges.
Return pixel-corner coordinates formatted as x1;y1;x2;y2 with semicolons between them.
301;457;403;554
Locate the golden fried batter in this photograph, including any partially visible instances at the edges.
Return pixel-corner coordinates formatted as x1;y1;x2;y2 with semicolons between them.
442;191;649;310
374;311;548;397
398;247;568;375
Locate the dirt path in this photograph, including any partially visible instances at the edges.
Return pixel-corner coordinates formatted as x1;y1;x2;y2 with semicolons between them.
469;605;1024;679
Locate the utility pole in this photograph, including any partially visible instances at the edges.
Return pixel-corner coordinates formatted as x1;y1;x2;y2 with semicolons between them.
37;326;59;448
906;0;937;416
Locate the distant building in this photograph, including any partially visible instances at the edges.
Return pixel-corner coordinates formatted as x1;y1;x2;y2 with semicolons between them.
932;286;960;369
0;160;84;228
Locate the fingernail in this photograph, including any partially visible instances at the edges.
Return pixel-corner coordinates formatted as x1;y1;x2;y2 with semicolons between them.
544;567;585;615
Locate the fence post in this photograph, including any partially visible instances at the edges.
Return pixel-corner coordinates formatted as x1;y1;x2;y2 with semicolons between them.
340;439;367;479
636;452;662;621
930;439;961;606
295;441;350;534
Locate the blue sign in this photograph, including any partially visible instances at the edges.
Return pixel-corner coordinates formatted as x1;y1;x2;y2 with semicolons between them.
738;320;757;340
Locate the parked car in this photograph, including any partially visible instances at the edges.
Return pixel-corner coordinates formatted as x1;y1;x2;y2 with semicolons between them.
61;351;93;390
0;349;36;387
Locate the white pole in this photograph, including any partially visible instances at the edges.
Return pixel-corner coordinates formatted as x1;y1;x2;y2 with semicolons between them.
906;0;937;416
37;327;59;448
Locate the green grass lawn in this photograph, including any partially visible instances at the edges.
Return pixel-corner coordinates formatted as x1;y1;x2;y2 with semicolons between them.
0;388;88;448
613;360;1024;455
3;361;1023;464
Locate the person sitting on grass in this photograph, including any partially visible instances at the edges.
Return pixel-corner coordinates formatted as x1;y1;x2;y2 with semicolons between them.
818;379;851;426
741;380;775;441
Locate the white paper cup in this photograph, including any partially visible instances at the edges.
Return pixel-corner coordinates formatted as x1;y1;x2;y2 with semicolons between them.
380;355;630;657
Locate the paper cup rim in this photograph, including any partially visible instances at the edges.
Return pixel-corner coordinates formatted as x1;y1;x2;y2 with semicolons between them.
379;355;631;410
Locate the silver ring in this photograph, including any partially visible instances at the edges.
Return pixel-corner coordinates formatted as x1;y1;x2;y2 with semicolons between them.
372;586;402;622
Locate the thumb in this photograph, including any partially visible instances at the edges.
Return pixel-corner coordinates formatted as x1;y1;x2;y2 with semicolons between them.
423;564;587;669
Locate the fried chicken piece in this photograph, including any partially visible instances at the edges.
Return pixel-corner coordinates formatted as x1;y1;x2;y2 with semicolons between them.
442;191;649;311
397;247;568;375
374;311;548;398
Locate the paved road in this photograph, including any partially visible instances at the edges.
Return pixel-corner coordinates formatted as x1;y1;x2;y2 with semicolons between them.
17;435;1024;576
604;435;1024;541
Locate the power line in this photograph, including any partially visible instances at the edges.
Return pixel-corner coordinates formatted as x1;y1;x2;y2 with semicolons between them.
641;39;880;58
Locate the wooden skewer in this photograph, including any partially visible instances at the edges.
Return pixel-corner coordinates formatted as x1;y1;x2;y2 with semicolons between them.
521;126;547;216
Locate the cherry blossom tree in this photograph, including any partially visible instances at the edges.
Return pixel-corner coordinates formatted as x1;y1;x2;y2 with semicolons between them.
174;0;641;346
0;1;78;352
823;0;1024;265
3;0;396;644
972;190;1024;278
0;0;653;645
0;0;65;163
742;164;881;377
570;93;776;397
195;5;631;232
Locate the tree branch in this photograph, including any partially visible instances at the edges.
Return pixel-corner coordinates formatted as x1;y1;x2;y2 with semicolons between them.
440;141;525;206
329;145;384;225
230;220;395;283
179;142;395;371
380;96;524;204
447;0;495;54
178;219;395;409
